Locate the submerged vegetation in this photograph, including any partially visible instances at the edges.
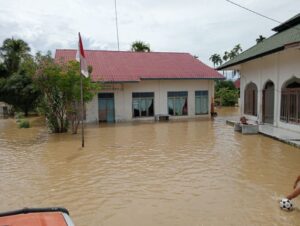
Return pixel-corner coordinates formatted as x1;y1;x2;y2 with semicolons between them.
18;119;30;128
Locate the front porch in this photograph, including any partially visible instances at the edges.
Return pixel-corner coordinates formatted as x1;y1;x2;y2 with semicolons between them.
259;124;300;148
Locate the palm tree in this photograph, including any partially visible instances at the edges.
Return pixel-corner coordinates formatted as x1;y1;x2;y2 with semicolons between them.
0;38;31;75
223;51;229;62
230;44;243;78
228;50;237;60
215;55;223;66
209;54;218;68
256;35;266;44
233;44;242;55
131;41;151;52
209;54;222;68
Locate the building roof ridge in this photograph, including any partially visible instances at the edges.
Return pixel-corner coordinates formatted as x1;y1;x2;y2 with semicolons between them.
56;49;190;55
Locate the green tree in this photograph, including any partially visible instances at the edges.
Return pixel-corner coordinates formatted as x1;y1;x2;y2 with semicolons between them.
256;35;266;44
228;50;237;60
0;73;40;116
215;80;236;91
209;54;223;68
223;51;229;62
35;56;100;133
215;87;238;106
0;63;8;78
131;41;151;52
0;55;40;116
222;44;242;62
0;38;40;116
233;44;242;55
215;80;238;106
0;38;31;76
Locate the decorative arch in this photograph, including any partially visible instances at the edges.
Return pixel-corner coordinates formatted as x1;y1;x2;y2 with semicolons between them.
244;82;258;116
262;80;275;124
280;77;300;124
263;80;275;89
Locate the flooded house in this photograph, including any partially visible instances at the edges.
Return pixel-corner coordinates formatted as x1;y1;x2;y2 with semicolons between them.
218;13;300;133
55;50;224;122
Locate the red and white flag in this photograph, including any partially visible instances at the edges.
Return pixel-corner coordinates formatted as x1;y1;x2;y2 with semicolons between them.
77;32;89;77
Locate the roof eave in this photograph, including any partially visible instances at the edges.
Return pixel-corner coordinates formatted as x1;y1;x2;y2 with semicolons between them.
141;77;225;80
217;46;284;70
92;77;225;83
272;14;300;32
94;80;140;83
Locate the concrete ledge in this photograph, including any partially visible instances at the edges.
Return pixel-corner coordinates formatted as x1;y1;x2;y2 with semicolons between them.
226;120;236;126
241;124;258;134
155;114;169;121
234;123;242;131
232;122;259;134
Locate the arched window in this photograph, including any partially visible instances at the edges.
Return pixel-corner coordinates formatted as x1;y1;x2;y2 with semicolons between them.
244;82;257;116
280;78;300;124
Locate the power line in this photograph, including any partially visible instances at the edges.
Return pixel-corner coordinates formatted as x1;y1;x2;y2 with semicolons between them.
225;0;281;24
225;0;300;32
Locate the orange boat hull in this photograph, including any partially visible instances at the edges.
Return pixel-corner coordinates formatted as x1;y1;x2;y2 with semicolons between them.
0;208;74;226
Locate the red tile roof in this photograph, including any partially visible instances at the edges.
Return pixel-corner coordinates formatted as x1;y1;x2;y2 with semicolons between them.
55;49;224;82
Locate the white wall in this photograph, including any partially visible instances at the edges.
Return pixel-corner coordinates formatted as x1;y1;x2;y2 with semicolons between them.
240;48;300;132
86;79;215;122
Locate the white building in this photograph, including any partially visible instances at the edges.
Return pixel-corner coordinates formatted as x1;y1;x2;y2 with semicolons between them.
55;50;224;122
219;13;300;132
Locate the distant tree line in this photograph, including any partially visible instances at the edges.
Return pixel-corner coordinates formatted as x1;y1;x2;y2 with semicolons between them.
209;35;266;106
209;44;243;69
209;35;266;69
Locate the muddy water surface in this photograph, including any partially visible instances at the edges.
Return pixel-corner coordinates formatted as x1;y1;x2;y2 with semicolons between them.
1;107;300;226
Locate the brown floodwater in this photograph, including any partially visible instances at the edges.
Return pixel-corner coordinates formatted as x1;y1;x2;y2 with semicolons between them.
0;107;300;226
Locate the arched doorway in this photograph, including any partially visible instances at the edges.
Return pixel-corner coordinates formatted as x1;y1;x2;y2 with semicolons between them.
244;82;257;116
280;78;300;124
262;81;274;124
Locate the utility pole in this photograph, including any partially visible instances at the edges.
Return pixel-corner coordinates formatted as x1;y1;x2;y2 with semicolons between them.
114;0;120;51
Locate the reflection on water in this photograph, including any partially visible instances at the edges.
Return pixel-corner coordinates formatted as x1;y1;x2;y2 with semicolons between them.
0;107;300;226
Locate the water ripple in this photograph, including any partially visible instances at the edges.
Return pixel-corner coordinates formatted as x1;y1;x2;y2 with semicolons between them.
1;110;300;226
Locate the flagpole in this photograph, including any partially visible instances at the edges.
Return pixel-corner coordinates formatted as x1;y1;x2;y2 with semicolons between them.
79;41;85;148
80;61;85;148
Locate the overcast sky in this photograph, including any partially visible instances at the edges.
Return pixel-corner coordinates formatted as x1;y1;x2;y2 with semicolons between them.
0;0;299;65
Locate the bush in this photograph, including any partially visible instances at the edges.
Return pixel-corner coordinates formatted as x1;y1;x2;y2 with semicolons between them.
15;112;25;119
18;119;30;128
216;87;238;106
